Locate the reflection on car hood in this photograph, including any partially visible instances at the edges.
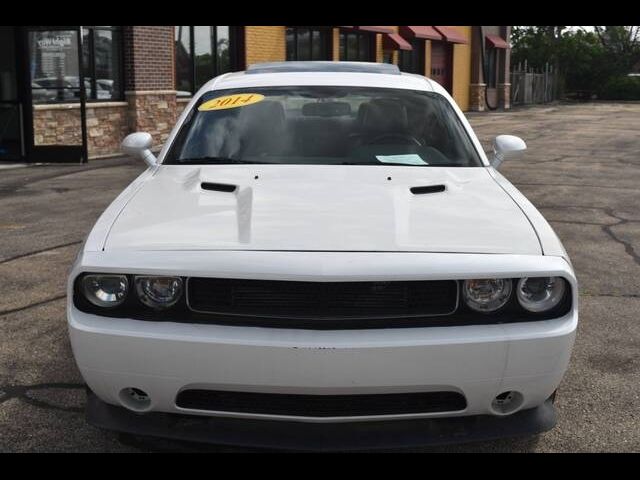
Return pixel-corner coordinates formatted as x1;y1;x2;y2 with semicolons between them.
104;165;541;255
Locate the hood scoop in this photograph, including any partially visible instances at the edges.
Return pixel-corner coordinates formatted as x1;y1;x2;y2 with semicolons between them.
201;182;237;193
410;185;446;195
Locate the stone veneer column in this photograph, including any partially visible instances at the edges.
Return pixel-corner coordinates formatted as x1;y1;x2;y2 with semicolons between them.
469;83;487;111
498;83;511;110
122;26;177;149
125;91;177;146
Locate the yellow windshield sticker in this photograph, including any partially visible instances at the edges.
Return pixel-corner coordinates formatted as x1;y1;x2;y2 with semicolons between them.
198;93;265;111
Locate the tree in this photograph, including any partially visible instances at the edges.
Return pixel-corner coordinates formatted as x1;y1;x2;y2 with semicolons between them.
511;26;640;96
592;26;640;74
511;26;568;72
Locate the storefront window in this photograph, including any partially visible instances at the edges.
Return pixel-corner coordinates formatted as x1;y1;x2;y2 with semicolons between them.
217;26;231;73
339;31;374;62
194;26;214;90
398;39;425;75
175;26;192;95
175;26;237;97
286;27;331;61
30;30;81;104
82;26;123;101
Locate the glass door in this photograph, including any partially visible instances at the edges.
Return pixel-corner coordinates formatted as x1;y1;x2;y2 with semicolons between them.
0;27;24;161
25;27;87;163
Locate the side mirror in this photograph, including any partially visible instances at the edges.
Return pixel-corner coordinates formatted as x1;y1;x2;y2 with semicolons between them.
121;132;158;167
491;135;527;169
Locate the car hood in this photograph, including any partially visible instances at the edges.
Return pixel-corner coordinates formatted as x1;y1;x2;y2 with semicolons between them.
103;165;541;255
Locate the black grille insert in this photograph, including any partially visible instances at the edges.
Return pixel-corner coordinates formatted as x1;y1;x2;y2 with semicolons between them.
176;390;467;417
187;278;458;320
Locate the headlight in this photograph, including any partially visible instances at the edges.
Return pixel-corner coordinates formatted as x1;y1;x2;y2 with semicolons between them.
135;276;183;310
462;278;512;313
81;274;129;308
516;277;566;313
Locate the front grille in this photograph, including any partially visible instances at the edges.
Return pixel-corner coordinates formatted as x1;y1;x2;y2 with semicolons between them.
176;390;467;417
187;278;458;320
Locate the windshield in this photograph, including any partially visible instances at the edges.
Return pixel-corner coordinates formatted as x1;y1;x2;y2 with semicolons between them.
164;86;482;167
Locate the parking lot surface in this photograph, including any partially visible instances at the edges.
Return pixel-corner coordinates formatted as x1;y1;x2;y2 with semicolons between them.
1;102;638;452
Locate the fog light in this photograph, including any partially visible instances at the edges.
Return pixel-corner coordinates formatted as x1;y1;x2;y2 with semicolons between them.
491;391;524;415
135;276;183;310
119;387;151;412
81;274;128;308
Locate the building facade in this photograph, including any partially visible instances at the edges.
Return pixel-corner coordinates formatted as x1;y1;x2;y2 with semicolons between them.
0;26;511;163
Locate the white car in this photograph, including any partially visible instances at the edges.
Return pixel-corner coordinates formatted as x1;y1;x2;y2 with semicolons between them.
67;62;578;450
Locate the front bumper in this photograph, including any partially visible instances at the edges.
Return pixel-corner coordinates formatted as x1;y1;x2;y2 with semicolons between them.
87;389;557;451
68;250;578;448
69;305;576;420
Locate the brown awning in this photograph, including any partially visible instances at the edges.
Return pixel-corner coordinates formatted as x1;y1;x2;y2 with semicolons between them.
433;26;468;44
400;26;443;41
486;34;509;49
356;26;395;34
383;33;413;51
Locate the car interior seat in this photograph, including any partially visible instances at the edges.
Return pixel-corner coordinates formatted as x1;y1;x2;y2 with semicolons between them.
350;98;411;147
237;101;288;157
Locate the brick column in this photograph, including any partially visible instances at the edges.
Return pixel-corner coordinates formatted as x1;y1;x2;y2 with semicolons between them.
123;26;177;148
245;26;286;65
498;83;511;110
500;26;512;110
332;28;340;61
469;83;486;111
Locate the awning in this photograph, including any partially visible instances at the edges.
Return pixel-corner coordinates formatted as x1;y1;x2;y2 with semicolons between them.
382;33;413;51
399;26;443;41
356;26;395;34
486;34;509;49
433;26;468;44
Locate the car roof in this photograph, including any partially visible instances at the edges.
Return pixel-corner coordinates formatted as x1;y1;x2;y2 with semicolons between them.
245;61;402;75
199;61;442;95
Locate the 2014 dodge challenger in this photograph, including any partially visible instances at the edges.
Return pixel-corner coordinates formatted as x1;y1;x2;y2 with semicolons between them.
67;62;578;450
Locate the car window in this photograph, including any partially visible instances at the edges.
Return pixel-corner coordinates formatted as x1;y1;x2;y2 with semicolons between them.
164;86;482;167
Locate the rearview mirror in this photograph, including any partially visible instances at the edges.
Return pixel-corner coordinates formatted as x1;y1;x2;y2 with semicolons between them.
121;132;157;167
491;135;527;169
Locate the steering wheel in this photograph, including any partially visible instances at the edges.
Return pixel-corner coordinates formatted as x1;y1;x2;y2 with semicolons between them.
365;133;422;146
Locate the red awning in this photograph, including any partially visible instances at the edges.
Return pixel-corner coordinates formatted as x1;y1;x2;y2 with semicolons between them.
382;33;413;51
356;26;395;34
433;26;468;44
486;34;509;49
400;26;443;41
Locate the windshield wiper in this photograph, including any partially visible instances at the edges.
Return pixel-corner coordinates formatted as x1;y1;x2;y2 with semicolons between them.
341;161;383;165
178;156;274;165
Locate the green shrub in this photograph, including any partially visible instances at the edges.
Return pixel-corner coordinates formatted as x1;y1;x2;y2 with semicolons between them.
598;76;640;100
